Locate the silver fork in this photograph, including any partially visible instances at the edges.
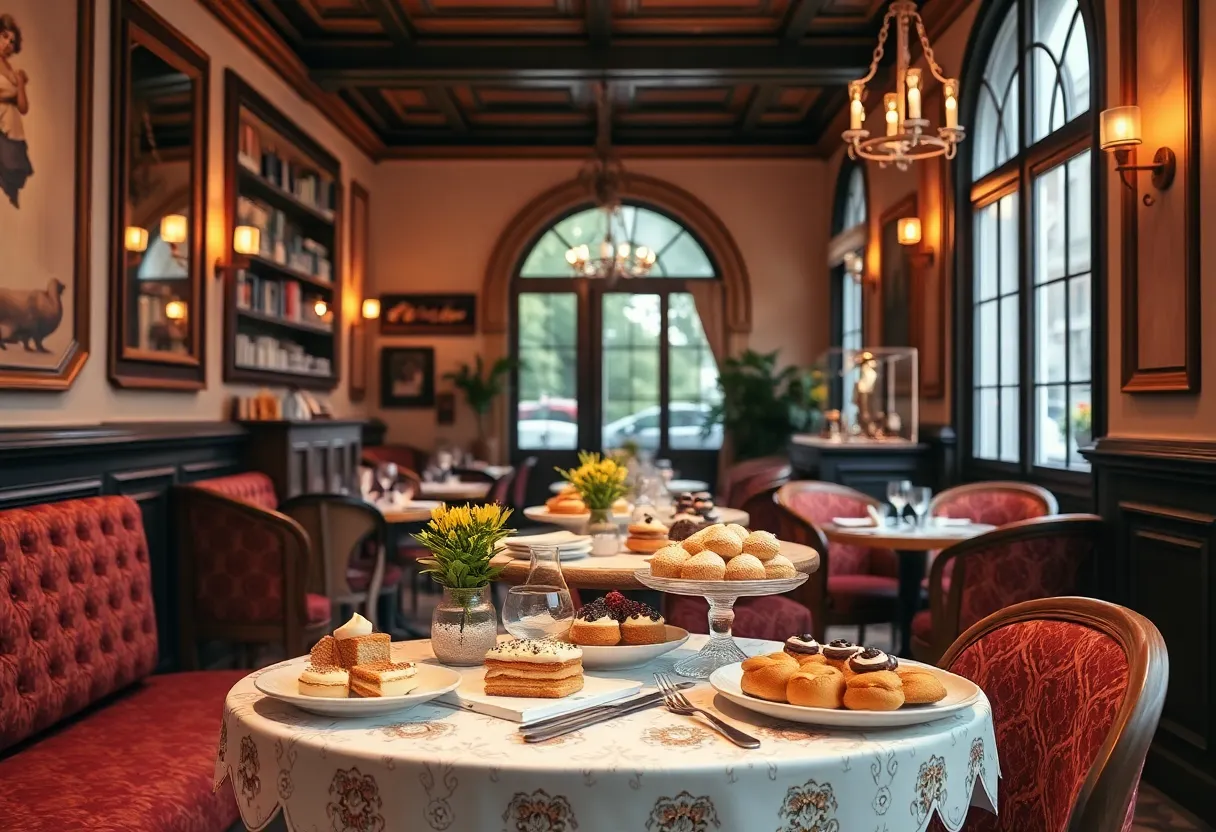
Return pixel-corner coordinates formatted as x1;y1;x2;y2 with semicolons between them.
654;672;759;749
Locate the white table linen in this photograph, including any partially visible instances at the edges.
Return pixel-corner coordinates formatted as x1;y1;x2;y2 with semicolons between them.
216;636;998;832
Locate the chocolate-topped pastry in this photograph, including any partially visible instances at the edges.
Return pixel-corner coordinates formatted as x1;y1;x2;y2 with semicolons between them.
822;639;864;669
784;634;821;655
847;647;898;674
667;517;704;542
692;491;720;522
675;492;697;513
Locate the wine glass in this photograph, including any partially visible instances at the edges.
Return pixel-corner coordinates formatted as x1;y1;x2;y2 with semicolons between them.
502;546;575;640
908;486;932;528
376;462;398;500
887;480;912;526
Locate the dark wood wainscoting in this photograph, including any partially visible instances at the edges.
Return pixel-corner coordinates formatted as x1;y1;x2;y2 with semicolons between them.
1086;436;1216;824
0;423;248;672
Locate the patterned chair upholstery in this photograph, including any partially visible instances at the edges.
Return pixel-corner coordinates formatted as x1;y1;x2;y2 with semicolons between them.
177;474;332;668
0;496;241;831
928;597;1167;831
912;515;1104;665
776;481;898;644
924;481;1058;595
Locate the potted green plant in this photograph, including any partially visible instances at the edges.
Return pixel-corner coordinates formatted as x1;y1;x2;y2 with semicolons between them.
705;349;819;460
414;504;514;665
443;355;519;461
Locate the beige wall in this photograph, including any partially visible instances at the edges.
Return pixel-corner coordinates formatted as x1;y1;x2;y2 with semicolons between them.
367;158;831;450
1;0;375;426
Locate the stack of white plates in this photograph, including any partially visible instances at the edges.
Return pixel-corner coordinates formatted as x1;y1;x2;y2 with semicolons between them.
500;530;593;561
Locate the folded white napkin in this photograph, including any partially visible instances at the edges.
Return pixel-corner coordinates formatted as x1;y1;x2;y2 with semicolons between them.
832;517;876;528
506;530;591;547
933;516;973;527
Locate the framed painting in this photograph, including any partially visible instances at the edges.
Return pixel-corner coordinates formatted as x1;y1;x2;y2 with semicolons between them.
0;0;93;389
381;346;434;408
348;181;369;401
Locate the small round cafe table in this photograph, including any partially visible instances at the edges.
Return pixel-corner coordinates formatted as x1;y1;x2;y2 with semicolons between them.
216;635;999;832
418;480;491;501
491;539;820;591
380;504;442;524
549;477;711;495
822;523;995;658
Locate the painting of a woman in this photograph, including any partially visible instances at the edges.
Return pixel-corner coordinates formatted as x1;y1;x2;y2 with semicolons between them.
0;13;31;208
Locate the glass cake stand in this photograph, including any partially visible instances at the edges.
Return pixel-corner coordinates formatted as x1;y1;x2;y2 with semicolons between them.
633;569;809;679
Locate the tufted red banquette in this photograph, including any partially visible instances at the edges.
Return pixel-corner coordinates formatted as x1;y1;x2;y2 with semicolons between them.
0;496;241;831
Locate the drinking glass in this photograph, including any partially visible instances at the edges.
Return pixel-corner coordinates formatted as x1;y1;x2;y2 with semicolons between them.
887;480;912;525
376;462;398;498
908;486;932;528
502;545;575;640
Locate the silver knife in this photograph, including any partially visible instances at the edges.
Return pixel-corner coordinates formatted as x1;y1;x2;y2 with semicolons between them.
520;684;693;743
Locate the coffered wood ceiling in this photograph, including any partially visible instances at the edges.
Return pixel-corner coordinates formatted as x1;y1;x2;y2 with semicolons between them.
202;0;963;158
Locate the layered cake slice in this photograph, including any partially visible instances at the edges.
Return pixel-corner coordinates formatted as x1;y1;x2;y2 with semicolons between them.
483;639;584;699
298;666;349;698
332;612;390;668
349;661;419;697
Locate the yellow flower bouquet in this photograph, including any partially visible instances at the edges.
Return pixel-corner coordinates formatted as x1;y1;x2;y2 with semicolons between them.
555;451;629;511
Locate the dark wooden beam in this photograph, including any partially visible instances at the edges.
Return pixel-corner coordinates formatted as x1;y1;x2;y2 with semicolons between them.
429;87;469;134
364;0;415;49
309;44;870;87
743;84;778;133
782;0;832;47
586;0;612;49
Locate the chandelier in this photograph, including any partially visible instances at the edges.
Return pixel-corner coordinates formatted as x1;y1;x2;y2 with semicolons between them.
842;0;965;170
565;86;658;279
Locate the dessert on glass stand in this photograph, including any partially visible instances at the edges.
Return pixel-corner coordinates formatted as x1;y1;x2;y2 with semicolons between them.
635;523;809;678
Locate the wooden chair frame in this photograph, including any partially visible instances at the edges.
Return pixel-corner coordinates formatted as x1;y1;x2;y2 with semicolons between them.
175;485;329;669
940;596;1168;831
775;480;895;643
916;514;1107;664
929;480;1059;518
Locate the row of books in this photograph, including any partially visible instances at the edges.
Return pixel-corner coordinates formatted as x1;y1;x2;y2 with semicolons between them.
237;196;333;282
235;272;330;330
238;121;336;216
235;333;332;377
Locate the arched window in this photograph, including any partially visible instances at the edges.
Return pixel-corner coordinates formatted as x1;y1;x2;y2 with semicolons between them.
511;202;723;473
830;161;868;358
960;0;1100;477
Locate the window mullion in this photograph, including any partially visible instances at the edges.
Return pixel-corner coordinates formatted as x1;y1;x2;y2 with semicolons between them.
659;292;671;455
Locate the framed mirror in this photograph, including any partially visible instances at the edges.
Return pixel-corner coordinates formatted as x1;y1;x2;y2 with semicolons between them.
108;0;208;389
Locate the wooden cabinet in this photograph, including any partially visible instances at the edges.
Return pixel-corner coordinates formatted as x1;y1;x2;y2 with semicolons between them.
241;420;364;499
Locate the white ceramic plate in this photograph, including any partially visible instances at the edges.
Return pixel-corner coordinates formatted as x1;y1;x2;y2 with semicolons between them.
578;626;690;670
524;506;633;532
255;658;462;717
708;660;983;728
502;545;591;561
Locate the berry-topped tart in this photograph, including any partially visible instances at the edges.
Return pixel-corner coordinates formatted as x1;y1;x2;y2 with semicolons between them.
567;591;689;669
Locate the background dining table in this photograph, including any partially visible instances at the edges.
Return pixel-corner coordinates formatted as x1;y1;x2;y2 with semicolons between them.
418;480;492;501
822;522;995;657
216;634;999;832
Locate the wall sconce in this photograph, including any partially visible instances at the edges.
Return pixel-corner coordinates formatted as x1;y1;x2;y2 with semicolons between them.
1100;106;1175;206
124;226;149;253
214;225;262;280
160;214;188;245
164;300;187;321
897;217;922;246
361;298;381;320
314;299;329;318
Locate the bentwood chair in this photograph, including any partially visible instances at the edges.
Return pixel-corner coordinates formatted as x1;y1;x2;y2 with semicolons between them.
279;493;390;630
719;455;790;509
727;463;792;534
912;514;1105;664
928;596;1167;831
775;481;899;644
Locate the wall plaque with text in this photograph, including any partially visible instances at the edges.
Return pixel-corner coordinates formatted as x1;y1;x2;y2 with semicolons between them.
380;294;476;335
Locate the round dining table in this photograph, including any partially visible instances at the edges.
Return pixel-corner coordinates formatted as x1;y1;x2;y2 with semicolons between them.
491;539;820;590
418;480;492;501
822;522;995;657
216;635;999;832
549;477;711;495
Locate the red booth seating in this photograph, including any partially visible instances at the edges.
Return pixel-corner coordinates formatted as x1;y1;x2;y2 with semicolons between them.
0;496;242;831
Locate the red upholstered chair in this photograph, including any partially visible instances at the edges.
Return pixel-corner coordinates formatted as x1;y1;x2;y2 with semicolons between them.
911;515;1104;664
928;597;1167;832
775;481;898;644
720;455;790;510
176;472;332;668
0;496;242;831
363;444;429;476
730;465;791;535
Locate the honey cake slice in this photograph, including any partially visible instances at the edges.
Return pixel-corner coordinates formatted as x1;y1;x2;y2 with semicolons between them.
349;660;418;697
483;639;584;699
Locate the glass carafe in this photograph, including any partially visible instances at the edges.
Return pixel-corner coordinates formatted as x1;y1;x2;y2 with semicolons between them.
502;545;575;640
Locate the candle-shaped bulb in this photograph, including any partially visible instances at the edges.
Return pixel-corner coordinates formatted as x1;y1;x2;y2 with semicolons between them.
944;80;958;129
565;248;578;264
905;69;922;120
849;82;864;131
884;93;899;137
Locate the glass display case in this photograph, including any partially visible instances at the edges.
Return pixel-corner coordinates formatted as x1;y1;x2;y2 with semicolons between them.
797;347;919;445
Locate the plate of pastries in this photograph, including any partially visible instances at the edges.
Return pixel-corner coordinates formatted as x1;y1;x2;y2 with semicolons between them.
634;522;808;594
255;613;461;716
525;487;633;530
709;636;982;728
565;591;690;669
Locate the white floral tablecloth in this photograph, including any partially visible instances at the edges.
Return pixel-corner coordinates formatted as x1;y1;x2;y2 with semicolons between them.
215;636;998;832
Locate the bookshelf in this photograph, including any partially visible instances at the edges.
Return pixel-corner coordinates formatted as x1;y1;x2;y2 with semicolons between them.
222;70;341;390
